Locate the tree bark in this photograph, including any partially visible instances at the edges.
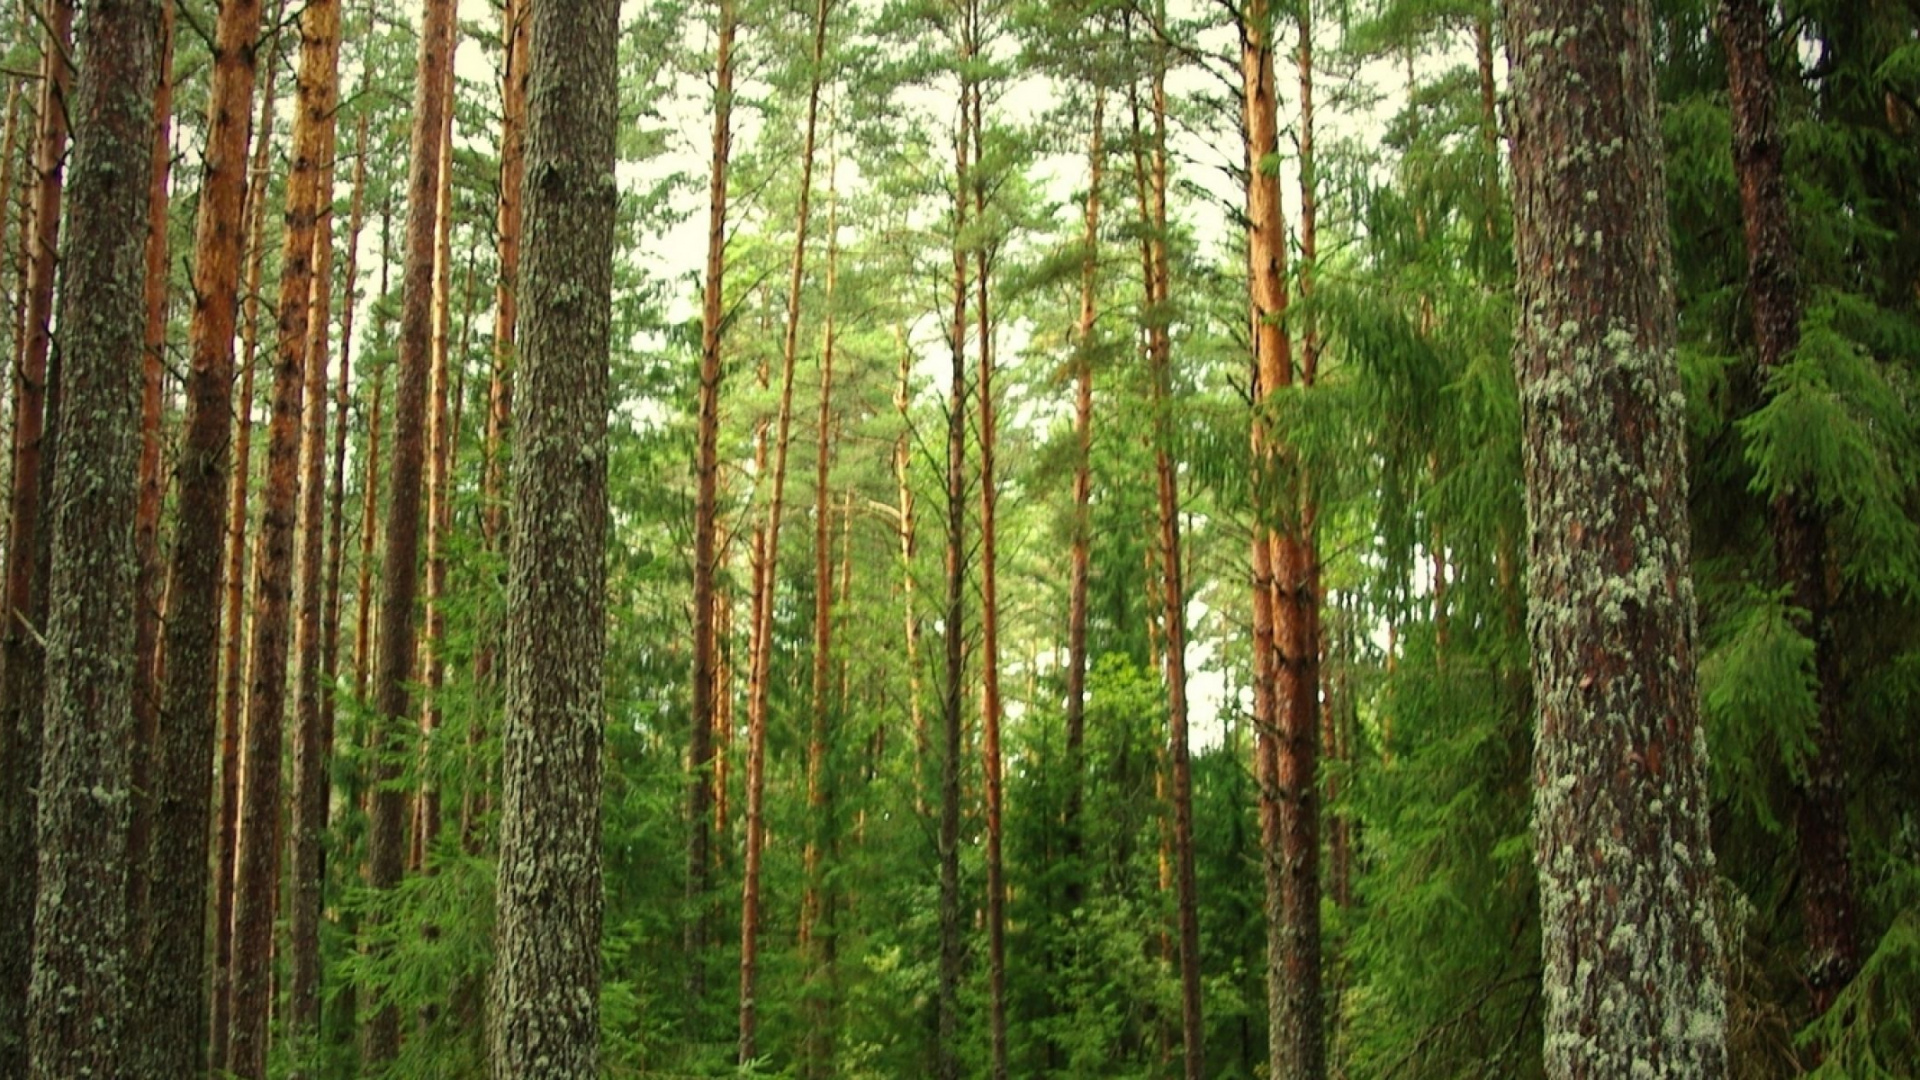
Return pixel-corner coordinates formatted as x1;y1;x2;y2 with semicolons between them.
287;0;344;1065
1716;0;1861;1025
419;7;460;868
486;0;618;1071
324;100;370;794
227;1;341;1070
1506;1;1728;1075
213;36;286;1061
137;0;264;1071
25;1;160;1074
0;6;71;1070
364;0;456;1063
688;0;733;1012
125;1;175;926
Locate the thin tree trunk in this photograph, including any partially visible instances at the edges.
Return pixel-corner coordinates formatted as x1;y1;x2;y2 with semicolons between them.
486;0;618;1070
1507;1;1727;1075
891;328;924;817
364;0;457;1062
1717;0;1860;1024
213;36;286;1061
800;149;843;1080
966;28;1011;1073
1133;31;1204;1078
418;8;459;868
26;0;160;1073
354;201;392;701
227;0;341;1068
324;101;370;784
126;0;175;926
138;0;264;1070
937;65;970;1080
688;0;734;1011
287;0;344;1066
0;6;71;1068
1064;88;1103;915
739;0;832;1062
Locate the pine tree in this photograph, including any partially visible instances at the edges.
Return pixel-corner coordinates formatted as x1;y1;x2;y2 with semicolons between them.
26;0;160;1074
0;5;70;1069
487;0;620;1071
1507;0;1727;1074
141;0;265;1069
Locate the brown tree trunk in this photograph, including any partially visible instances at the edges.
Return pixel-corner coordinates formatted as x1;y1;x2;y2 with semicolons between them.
125;0;175;927
937;58;970;1080
138;0;265;1071
485;0;618;1070
801;155;842;1080
25;0;161;1072
1063;88;1103;914
1130;32;1204;1078
324;102;370;784
213;35;286;1061
0;6;71;1068
739;1;831;1062
964;20;1011;1074
418;9;459;868
363;0;456;1063
1507;0;1728;1075
688;0;733;1012
354;201;392;702
891;329;924;817
227;1;341;1069
286;0;344;1066
1717;0;1860;1024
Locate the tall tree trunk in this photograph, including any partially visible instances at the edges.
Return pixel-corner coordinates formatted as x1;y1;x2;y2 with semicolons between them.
0;5;71;1069
1131;31;1204;1078
485;0;618;1070
354;201;392;701
364;0;457;1062
1064;87;1103;915
739;1;832;1062
964;42;1012;1080
1716;0;1860;1024
324;101;370;788
138;0;265;1070
287;0;344;1066
25;1;160;1073
801;154;842;1080
125;1;175;926
891;329;924;817
466;0;526;853
227;1;341;1069
419;9;460;868
688;0;733;1012
937;63;970;1080
1506;1;1727;1075
213;37;286;1062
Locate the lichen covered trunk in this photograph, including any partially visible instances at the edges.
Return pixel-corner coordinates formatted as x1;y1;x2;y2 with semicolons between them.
26;0;160;1073
1506;1;1727;1075
486;0;618;1070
